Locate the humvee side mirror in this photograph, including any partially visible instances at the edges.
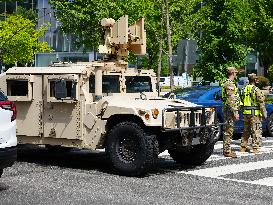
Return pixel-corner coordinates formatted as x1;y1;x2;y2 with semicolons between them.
55;80;67;99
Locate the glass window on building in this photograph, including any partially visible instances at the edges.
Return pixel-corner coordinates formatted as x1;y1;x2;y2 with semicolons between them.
6;2;16;14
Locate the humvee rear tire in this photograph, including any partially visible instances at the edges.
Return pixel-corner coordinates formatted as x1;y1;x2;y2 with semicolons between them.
168;142;214;165
106;122;159;176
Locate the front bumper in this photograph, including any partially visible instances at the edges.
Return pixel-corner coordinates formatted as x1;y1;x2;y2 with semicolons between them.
162;106;224;145
0;146;17;169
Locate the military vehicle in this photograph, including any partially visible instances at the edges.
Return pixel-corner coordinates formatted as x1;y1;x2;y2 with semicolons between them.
0;15;220;176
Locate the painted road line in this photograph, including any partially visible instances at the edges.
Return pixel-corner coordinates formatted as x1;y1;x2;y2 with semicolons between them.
251;177;273;186
159;150;169;157
178;159;273;177
160;145;273;159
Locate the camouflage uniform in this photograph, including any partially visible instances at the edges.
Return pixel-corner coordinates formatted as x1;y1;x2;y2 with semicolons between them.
241;82;267;152
222;79;241;153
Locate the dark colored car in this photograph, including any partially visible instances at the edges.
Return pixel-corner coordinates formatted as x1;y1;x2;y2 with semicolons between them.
164;86;273;136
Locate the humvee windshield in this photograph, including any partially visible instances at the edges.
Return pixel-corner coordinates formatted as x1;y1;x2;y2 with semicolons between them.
125;76;152;93
89;75;120;93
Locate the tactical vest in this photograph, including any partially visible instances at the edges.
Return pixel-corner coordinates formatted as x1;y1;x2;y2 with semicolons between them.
241;84;261;116
221;80;240;106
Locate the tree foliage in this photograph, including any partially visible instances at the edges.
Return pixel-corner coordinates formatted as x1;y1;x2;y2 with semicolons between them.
50;0;273;81
50;0;198;73
192;0;253;82
0;14;51;66
248;0;273;72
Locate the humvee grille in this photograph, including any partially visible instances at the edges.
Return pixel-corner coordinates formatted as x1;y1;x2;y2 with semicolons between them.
162;106;215;130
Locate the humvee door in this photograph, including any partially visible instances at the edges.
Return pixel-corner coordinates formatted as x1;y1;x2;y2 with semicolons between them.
43;75;82;140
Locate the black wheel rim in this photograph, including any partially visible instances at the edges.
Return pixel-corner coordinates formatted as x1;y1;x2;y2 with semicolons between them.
212;118;221;139
116;134;139;163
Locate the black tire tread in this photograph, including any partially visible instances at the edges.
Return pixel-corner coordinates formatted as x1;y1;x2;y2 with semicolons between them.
169;143;214;165
106;122;159;176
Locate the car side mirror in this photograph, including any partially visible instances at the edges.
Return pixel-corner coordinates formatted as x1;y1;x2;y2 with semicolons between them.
168;92;176;99
214;92;222;101
54;80;67;99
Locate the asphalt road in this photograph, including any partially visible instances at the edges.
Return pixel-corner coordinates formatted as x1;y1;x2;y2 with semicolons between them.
1;138;273;205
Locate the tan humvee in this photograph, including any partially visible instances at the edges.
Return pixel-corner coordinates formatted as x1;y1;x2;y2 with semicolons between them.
0;16;220;176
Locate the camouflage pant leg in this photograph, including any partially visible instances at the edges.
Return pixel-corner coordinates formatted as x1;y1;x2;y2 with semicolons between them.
241;115;252;148
252;116;262;149
241;115;262;149
223;109;235;152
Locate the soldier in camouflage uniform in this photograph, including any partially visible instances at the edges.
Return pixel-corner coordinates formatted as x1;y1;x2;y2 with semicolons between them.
222;67;241;158
240;73;267;154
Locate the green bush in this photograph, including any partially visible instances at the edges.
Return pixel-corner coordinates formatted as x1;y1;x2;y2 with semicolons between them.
265;97;273;104
257;76;270;89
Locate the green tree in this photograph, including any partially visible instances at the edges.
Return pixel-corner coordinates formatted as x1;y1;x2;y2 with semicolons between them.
15;6;37;21
0;14;51;66
192;0;253;82
248;0;273;73
50;0;198;73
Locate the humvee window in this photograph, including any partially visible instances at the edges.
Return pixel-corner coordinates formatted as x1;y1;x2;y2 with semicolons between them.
125;76;152;93
89;75;120;93
7;80;28;96
50;80;76;99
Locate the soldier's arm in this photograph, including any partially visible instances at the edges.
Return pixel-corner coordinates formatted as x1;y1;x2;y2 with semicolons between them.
256;88;267;118
225;83;239;116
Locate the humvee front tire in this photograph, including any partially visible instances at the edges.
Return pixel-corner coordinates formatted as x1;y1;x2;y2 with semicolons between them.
106;122;159;176
168;142;214;165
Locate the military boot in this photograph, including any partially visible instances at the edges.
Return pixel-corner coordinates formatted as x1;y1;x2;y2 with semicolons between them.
240;147;251;153
253;148;260;155
223;150;237;158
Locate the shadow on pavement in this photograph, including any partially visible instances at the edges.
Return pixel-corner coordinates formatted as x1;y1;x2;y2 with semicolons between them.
17;145;111;173
0;183;9;191
17;145;201;177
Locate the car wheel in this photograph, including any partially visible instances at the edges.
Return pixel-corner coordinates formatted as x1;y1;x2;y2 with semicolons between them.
267;113;273;137
106;122;159;176
213;115;223;141
168;142;214;165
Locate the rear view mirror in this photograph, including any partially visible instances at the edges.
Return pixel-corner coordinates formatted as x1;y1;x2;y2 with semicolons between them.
54;80;67;99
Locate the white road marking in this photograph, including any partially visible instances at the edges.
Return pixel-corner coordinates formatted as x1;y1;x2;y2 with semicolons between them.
159;138;273;159
159;150;169;157
178;159;273;177
251;177;273;186
178;156;273;187
159;138;273;187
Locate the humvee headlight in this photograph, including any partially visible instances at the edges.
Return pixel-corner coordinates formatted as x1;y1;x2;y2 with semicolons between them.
138;109;150;120
145;113;150;120
151;108;159;119
209;107;215;112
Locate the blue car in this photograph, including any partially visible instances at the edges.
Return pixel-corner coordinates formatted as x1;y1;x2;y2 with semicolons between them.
164;86;273;136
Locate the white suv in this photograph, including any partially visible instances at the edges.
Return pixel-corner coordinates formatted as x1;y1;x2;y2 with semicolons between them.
0;90;17;178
